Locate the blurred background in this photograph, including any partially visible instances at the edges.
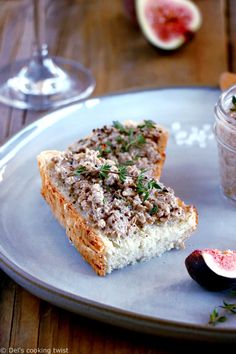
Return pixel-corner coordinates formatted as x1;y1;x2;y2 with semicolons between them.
0;0;233;97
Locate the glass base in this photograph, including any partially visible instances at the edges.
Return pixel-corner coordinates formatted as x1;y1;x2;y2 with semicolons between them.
0;57;95;111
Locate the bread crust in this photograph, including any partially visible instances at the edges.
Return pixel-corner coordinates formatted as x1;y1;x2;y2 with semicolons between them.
38;151;108;276
152;129;168;179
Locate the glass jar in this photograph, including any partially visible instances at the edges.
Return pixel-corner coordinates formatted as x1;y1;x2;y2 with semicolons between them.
214;85;236;201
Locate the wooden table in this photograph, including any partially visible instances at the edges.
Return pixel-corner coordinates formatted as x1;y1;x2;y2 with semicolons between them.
0;0;235;352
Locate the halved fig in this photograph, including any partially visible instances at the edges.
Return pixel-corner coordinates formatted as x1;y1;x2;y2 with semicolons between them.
136;0;202;50
185;249;236;291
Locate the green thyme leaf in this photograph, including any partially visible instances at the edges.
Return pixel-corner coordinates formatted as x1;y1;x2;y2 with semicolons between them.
136;172;146;195
99;164;111;179
76;166;87;176
138;120;156;129
136;134;146;146
147;179;162;190
123;133;146;152
149;205;159;216
116;136;124;144
136;172;150;201
75;165;167;203
221;301;236;314
117;165;128;183
208;299;236;326
218;316;227;323
97;147;112;158
208;307;227;326
97;141;113;157
113;121;127;133
208;308;220;326
105;141;113;146
128;128;134;137
122;160;135;166
144;192;150;201
136;172;166;201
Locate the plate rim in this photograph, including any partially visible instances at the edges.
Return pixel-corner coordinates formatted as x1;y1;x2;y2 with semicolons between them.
0;85;218;159
2;85;233;341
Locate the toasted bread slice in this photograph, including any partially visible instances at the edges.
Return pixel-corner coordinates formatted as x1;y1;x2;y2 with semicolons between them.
37;149;198;276
68;120;169;180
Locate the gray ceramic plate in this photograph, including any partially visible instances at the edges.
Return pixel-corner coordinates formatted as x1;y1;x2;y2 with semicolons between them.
1;87;236;342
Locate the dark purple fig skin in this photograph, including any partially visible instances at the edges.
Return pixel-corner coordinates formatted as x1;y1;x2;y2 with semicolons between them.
185;250;236;292
123;0;138;25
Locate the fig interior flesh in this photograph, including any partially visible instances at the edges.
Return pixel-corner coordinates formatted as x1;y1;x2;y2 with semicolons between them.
185;249;236;291
136;0;202;50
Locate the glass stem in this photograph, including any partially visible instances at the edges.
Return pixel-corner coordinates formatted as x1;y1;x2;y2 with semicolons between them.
33;0;48;61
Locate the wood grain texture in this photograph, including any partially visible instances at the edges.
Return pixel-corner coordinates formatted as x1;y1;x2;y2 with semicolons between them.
0;0;235;352
229;0;236;72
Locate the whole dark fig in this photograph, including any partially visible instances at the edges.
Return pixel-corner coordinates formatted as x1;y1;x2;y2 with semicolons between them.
185;249;236;291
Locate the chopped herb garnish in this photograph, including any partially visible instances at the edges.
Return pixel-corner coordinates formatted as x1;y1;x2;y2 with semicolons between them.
97;141;114;157
75;164;167;203
105;141;113;146
122;160;135;166
208;308;227;326
136;173;163;201
97;147;112;158
147;179;163;190
136;134;146;146
208;300;236;326
116;136;124;144
99;164;111;179
136;172;146;194
138;120;156;129
113;121;127;133
112;122;152;153
117;165;128;183
122;133;146;152
220;301;236;314
76;166;87;176
149;205;159;216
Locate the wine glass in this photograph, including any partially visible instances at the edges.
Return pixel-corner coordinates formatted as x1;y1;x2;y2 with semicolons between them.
0;0;95;111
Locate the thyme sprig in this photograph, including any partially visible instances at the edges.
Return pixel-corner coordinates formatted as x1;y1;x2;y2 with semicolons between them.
135;169;166;201
111;120;156;153
97;141;113;158
122;133;146;152
230;95;236;112
113;120;156;134
112;121;127;134
138;120;156;129
117;165;128;183
76;166;87;176
75;164;167;204
99;163;112;179
208;308;227;326
149;204;159;216
208;300;236;326
121;160;135;166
